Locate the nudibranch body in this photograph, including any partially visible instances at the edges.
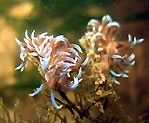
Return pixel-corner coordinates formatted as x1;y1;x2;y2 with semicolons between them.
15;30;88;109
79;15;144;84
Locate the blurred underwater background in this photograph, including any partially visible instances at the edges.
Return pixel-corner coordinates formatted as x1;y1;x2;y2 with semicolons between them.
0;0;149;122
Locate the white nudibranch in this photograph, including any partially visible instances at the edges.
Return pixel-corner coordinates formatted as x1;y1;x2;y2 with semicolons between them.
15;30;88;109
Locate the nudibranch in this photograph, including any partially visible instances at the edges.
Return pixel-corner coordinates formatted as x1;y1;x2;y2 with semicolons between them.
15;30;88;109
79;15;143;84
